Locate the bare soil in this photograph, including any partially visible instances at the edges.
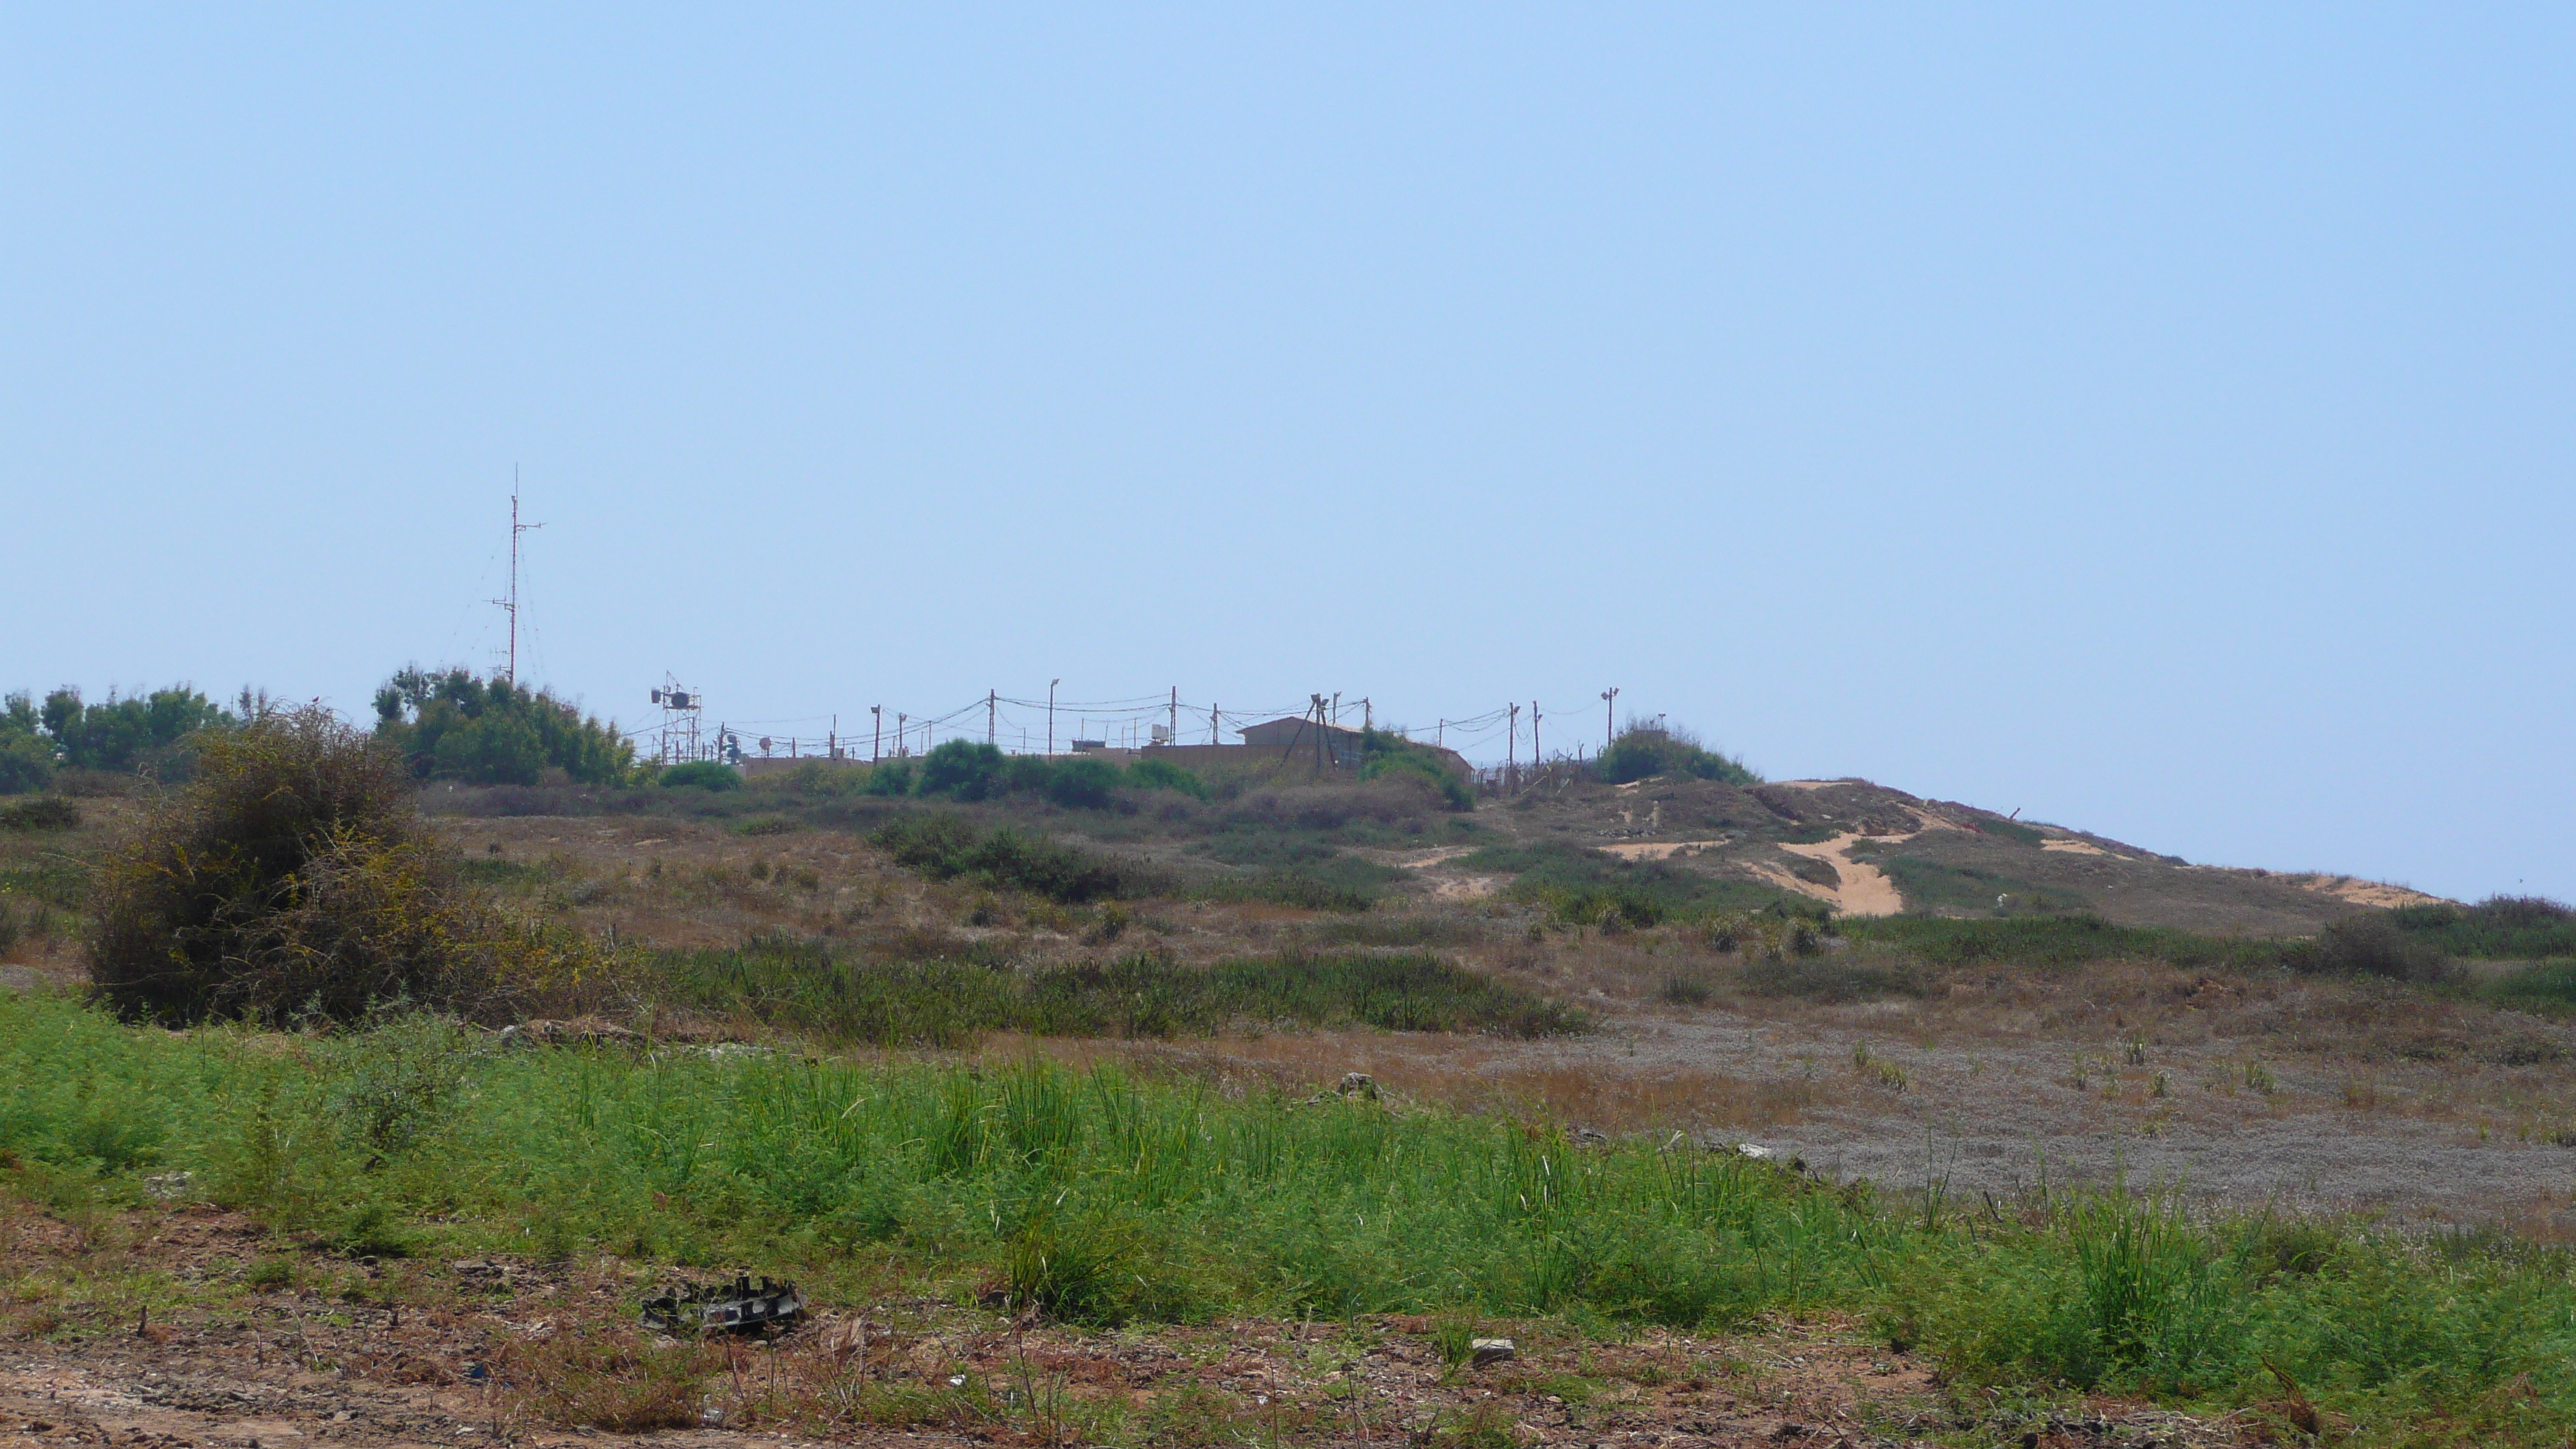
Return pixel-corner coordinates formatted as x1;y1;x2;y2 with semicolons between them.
0;1200;2244;1449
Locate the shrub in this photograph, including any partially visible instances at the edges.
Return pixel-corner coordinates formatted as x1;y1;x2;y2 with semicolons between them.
862;759;916;796
1595;723;1759;786
87;707;585;1024
658;761;741;793
0;797;79;831
1046;757;1123;809
917;740;1007;800
871;814;1153;903
2283;913;2459;984
1359;750;1472;810
1125;757;1209;800
2390;896;2576;960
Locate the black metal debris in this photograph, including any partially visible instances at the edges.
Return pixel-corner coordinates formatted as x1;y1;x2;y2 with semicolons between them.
641;1273;806;1335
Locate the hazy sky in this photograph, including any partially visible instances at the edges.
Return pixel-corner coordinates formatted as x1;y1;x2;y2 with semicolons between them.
8;6;2570;901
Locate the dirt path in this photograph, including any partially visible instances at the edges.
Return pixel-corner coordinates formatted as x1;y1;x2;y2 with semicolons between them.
1772;834;1906;917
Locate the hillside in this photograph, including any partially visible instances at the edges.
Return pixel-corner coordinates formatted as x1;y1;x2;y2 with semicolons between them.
10;748;2576;1447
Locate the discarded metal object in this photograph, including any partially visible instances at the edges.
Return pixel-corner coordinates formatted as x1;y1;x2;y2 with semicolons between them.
1469;1337;1516;1366
641;1274;806;1335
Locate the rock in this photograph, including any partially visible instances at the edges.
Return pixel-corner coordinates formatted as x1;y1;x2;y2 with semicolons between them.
1336;1072;1380;1101
499;1016;639;1049
1737;1143;1775;1160
142;1170;195;1200
1469;1337;1515;1366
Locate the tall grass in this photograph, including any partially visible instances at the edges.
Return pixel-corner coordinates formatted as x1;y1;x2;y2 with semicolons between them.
650;939;1584;1044
2392;896;2576;960
10;989;2576;1440
870;814;1164;903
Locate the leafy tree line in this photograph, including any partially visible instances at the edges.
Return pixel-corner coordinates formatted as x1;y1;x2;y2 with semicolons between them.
863;739;1209;808
0;685;238;793
372;666;639;786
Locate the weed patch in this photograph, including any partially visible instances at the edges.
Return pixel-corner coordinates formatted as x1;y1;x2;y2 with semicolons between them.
871;814;1164;903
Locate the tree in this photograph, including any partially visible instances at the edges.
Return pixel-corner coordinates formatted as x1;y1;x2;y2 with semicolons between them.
0;692;51;795
36;685;232;773
372;666;638;786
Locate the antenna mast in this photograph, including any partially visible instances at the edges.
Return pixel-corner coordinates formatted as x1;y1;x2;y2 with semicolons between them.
489;469;544;686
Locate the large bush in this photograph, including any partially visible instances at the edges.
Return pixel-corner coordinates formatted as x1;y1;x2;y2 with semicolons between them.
1595;723;1759;786
658;760;741;792
2282;913;2460;984
88;707;607;1024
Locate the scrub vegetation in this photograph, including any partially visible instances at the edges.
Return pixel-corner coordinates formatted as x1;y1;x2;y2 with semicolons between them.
8;995;2576;1443
13;680;2576;1443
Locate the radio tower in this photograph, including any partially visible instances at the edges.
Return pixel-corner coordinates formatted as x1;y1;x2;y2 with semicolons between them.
488;470;544;686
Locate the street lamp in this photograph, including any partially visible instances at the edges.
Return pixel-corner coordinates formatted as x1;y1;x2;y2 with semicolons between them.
1048;679;1060;755
1600;687;1619;747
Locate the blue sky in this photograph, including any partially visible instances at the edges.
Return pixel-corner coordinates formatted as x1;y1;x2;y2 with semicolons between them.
7;6;2570;901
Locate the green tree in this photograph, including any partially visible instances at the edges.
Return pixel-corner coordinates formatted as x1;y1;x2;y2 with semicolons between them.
0;692;52;795
372;666;638;786
918;739;1008;800
36;685;232;773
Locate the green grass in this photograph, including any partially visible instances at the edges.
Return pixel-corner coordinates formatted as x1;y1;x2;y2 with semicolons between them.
10;988;2576;1443
1189;833;1410;912
649;937;1585;1044
871;812;1166;903
2391;897;2576;960
1460;841;1802;925
1840;914;2283;971
1863;854;2087;917
2479;961;2576;1015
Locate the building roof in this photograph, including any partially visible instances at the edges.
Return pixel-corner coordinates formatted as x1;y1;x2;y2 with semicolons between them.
1237;715;1362;739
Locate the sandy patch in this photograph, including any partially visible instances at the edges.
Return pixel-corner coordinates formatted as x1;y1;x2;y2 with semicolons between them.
1730;832;1911;917
2290;874;2448;909
1377;845;1478;869
1776;834;1906;917
1598;840;1726;861
2041;837;2111;857
1427;874;1500;900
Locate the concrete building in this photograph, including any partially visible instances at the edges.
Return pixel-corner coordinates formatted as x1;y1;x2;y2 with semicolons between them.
1235;715;1368;769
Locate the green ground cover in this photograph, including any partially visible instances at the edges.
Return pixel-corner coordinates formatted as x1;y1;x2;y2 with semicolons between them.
5;989;2575;1444
651;940;1584;1044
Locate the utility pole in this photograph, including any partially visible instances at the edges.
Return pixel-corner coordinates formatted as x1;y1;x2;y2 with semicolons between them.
1531;701;1541;771
871;707;882;763
1048;680;1060;755
1331;691;1341;727
1168;687;1178;745
1210;702;1221;744
1601;687;1619;747
1507;703;1520;789
896;713;907;758
1361;698;1372;732
488;470;544;687
988;690;997;747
